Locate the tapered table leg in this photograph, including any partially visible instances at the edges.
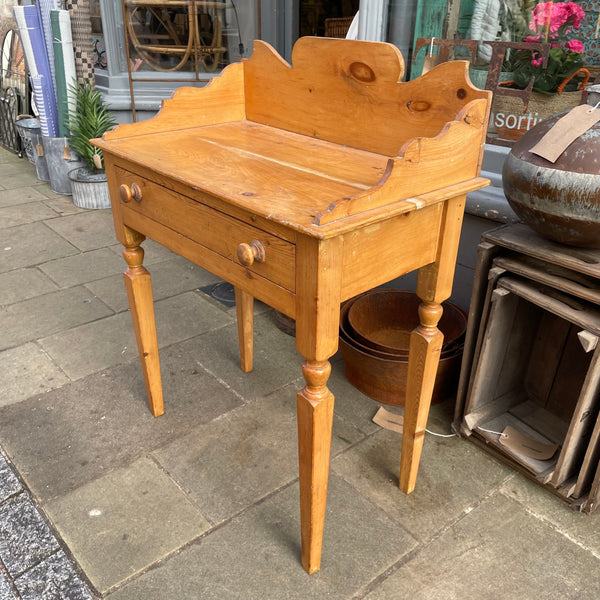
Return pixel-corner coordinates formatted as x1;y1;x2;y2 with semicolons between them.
400;302;444;493
122;228;164;417
297;359;334;574
234;287;254;373
399;194;465;492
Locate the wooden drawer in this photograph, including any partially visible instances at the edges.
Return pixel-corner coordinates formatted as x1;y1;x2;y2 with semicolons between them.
114;166;296;292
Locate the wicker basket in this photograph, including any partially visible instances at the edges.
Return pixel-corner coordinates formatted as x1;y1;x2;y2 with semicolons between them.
324;17;354;39
491;72;588;144
491;90;584;141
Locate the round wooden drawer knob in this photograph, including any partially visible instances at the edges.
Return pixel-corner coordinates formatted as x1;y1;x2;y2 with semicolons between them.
237;240;266;266
119;182;143;203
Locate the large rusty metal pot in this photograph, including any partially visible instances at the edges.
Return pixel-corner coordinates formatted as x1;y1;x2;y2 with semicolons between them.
339;290;467;406
502;107;600;248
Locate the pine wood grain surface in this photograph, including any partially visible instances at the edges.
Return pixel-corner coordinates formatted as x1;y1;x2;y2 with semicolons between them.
94;36;491;574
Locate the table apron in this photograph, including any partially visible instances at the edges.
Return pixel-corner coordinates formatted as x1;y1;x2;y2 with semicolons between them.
340;202;444;301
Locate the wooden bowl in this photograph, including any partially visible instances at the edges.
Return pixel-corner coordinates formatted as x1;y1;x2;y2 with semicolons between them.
347;289;467;356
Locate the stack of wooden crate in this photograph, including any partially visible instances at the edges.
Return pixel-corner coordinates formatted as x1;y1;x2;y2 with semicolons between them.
454;223;600;512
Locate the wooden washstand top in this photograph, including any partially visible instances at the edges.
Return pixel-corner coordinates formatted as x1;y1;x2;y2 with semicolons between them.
95;37;491;237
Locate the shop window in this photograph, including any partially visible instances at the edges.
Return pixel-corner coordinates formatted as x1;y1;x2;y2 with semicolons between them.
94;0;260;115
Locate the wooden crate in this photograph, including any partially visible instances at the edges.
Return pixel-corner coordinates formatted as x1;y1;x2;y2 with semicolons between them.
461;275;600;508
455;224;600;430
456;224;600;510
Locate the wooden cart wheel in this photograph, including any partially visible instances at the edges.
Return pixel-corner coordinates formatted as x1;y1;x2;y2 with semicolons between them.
196;9;223;73
124;5;195;72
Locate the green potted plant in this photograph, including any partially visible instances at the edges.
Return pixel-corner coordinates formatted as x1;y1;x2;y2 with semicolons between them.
67;81;117;209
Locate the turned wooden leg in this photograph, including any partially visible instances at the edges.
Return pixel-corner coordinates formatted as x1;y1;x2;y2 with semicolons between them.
400;301;444;493
399;194;466;492
122;228;164;417
234;287;254;373
297;359;334;574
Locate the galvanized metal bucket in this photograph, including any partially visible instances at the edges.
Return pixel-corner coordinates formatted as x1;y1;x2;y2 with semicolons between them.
14;118;50;181
42;136;85;195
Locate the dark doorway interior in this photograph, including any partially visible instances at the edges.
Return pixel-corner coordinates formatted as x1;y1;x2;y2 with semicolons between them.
299;0;360;38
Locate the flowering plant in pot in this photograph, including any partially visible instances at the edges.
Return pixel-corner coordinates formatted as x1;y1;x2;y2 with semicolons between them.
67;81;117;209
491;1;589;141
511;1;587;94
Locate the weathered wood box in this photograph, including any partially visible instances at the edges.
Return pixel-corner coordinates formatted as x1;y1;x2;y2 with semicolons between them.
455;224;600;511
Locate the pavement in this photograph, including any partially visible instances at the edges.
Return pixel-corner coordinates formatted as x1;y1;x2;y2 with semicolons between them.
1;144;599;599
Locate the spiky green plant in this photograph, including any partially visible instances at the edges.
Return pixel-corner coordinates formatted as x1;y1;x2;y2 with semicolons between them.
67;82;117;173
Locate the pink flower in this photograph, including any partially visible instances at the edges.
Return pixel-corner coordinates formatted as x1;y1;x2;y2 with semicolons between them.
531;55;544;67
530;3;552;31
549;5;568;32
566;39;584;53
563;2;585;29
531;2;566;32
524;35;540;43
528;2;586;40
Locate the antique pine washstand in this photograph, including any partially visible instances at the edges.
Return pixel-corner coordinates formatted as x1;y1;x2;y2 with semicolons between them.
93;37;491;573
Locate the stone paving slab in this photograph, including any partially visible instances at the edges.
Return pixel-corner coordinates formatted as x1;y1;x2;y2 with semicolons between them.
38;248;126;288
84;256;222;313
39;311;136;380
0;202;58;229
153;383;364;525
0;170;41;190
0;267;58;306
499;474;600;556
44;457;210;594
32;184;78;201
0;347;243;502
325;364;385;437
173;312;305;402
0;222;78;274
0;343;69;408
106;474;417;600
0;454;21;504
0;187;48;208
39;291;233;380
0;161;37;177
331;424;513;543
0;286;113;352
363;492;600;600
43;211;117;252
38;194;89;217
